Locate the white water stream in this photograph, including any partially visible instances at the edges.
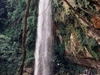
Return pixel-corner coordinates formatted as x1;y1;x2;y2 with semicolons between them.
34;0;53;75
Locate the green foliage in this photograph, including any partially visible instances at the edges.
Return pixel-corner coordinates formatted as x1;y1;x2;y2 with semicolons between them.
0;0;7;32
0;0;38;74
76;27;99;60
52;0;65;21
0;0;100;75
25;50;34;67
0;34;22;75
75;0;97;21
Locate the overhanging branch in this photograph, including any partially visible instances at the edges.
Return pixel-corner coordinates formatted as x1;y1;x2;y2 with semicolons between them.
63;0;100;35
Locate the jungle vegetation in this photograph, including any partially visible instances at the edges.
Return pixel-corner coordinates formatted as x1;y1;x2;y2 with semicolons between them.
0;0;100;75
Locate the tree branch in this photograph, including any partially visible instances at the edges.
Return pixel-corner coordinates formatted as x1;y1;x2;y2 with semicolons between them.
63;0;100;35
19;0;31;75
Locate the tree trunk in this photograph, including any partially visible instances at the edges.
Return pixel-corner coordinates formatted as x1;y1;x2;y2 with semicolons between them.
19;0;31;75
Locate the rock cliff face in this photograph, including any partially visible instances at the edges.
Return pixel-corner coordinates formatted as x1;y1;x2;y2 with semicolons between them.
53;0;100;71
65;32;100;70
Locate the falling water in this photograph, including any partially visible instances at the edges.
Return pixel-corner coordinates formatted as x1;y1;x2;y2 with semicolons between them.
34;0;53;75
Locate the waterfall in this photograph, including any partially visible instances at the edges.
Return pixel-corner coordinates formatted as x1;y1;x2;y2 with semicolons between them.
34;0;53;75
